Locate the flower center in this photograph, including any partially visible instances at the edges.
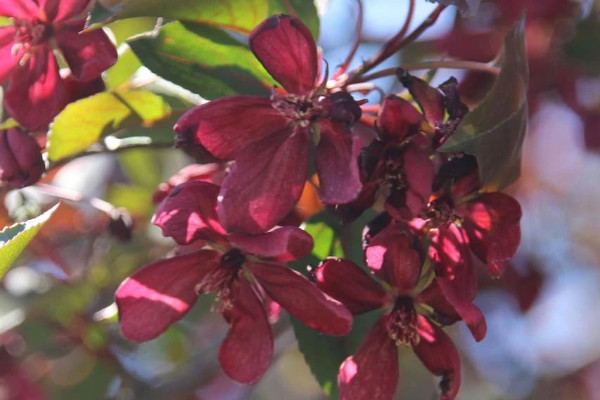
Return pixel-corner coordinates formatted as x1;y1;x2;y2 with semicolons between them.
196;249;246;312
11;19;51;63
385;296;420;346
271;92;321;128
423;198;457;229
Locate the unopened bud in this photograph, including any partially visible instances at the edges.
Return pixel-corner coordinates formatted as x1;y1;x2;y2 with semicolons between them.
0;128;45;189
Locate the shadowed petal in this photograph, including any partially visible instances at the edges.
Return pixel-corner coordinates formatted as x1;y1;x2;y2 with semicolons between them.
152;181;227;245
219;279;273;384
218;127;310;234
55;22;117;81
459;193;522;277
414;316;462;400
404;143;434;216
174;96;289;160
42;0;90;22
315;120;362;204
230;226;313;262
339;317;399;400
365;226;421;293
5;46;68;130
397;70;445;127
314;258;388;314
0;27;18;83
377;95;422;141
249;14;317;94
248;262;352;335
0;0;38;19
116;250;220;343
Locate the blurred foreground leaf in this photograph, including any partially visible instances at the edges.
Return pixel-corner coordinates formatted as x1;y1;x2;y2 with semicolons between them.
0;203;59;279
438;15;528;191
47;91;172;162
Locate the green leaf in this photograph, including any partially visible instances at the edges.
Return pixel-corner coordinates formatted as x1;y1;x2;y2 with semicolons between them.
292;310;382;399
90;0;268;34
0;204;60;279
47;90;172;162
438;15;528;192
564;14;600;76
129;21;274;99
268;0;320;39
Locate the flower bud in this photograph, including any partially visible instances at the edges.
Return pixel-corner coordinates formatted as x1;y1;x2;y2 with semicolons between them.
0;128;45;189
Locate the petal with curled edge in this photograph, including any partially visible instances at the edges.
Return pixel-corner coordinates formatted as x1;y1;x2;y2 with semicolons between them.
249;14;317;95
377;95;422;141
248;262;352;335
414;316;462;400
174;95;289;161
230;226;313;262
116;250;220;343
218;278;273;384
314;258;389;314
218;127;310;234
339;316;399;400
152;181;227;245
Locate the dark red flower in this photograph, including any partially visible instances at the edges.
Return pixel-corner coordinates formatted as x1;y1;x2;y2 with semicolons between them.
175;14;363;234
0;128;44;188
0;0;117;130
315;241;465;400
116;181;352;383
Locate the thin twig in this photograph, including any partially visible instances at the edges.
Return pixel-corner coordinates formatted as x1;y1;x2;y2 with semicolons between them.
334;0;364;78
353;60;500;83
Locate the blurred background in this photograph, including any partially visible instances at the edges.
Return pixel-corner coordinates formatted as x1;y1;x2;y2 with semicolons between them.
2;0;600;399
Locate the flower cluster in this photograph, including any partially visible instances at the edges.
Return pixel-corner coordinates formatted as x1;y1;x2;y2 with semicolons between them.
116;13;522;400
0;0;116;130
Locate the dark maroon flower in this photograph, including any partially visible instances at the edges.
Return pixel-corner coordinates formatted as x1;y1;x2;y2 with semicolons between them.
0;0;117;130
116;181;352;383
315;248;465;400
175;14;363;234
0;128;44;188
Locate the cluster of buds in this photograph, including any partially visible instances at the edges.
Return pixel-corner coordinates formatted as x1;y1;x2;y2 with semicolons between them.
116;13;521;400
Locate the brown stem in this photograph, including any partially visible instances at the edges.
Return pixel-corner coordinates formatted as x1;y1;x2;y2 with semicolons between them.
344;3;447;86
353;60;500;83
334;0;364;77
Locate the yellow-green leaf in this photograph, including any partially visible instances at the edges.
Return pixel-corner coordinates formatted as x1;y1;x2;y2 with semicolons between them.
47;90;172;162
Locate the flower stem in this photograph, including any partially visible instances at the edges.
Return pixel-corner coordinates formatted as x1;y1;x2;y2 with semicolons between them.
332;0;364;79
34;183;115;215
344;2;446;86
353;61;500;83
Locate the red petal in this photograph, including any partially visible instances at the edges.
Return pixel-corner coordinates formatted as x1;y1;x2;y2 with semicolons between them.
459;193;522;277
5;46;68;130
249;14;317;94
42;0;90;22
152;181;227;245
365;226;421;293
230;226;313;262
315;120;362;204
0;28;18;83
377;95;422;141
314;258;388;314
403;143;434;216
219;279;273;384
55;23;117;81
116;250;220;343
0;0;38;19
339;317;399;400
248;262;352;335
174;96;289;160
218;127;310;233
414;316;461;400
398;70;445;126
